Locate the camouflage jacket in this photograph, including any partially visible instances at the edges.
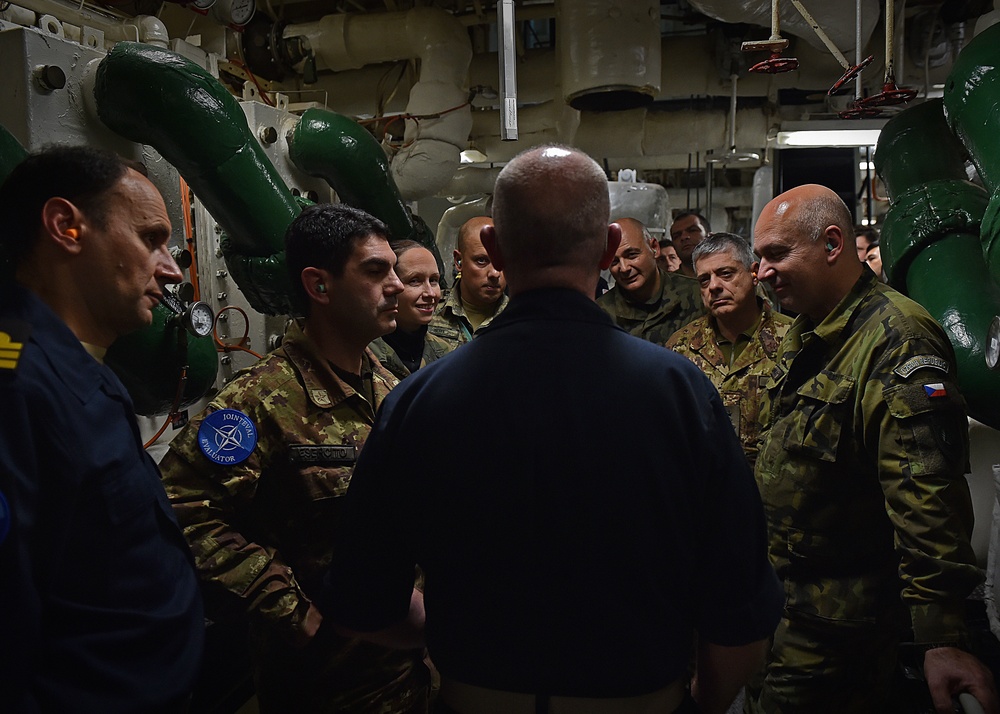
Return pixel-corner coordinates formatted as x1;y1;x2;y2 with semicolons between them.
368;330;454;381
427;278;509;349
159;321;426;710
756;269;979;644
596;268;704;343
665;301;792;467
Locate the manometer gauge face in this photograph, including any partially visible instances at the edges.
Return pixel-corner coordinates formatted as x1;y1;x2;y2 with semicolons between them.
229;0;256;26
987;316;1000;370
186;301;216;338
189;0;217;10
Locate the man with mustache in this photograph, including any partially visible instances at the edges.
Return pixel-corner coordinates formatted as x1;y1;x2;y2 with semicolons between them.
160;204;432;713
598;217;703;343
428;216;508;348
666;232;791;469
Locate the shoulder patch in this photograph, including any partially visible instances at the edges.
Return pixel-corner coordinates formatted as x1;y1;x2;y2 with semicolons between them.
198;409;258;465
0;321;31;371
894;355;950;379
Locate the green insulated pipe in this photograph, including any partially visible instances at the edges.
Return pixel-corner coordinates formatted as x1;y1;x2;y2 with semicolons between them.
105;306;219;417
289;108;415;242
287;108;441;268
0;123;27;186
93;42;300;314
943;21;1000;294
875;99;1000;429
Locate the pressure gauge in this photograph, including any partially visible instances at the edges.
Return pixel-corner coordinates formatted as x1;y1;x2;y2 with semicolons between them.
211;0;256;28
188;0;217;12
183;301;216;338
986;316;1000;370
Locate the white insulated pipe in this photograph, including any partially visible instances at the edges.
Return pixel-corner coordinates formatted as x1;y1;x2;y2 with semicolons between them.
284;7;473;201
10;0;168;47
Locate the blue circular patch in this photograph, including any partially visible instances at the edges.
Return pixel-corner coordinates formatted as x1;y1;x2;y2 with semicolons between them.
0;489;10;546
198;409;258;466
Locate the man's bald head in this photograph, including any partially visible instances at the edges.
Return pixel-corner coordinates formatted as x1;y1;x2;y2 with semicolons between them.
492;145;610;273
754;184;863;321
457;216;493;255
766;184;856;245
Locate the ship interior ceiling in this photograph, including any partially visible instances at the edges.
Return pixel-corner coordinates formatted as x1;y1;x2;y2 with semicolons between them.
6;0;1000;708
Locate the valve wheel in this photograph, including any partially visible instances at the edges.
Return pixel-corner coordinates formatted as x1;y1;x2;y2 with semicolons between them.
828;55;876;96
838;106;883;120
749;54;800;74
858;83;919;108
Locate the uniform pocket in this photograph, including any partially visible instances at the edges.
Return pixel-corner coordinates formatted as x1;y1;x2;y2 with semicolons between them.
100;457;158;524
785;527;882;624
883;381;967;475
785;370;855;463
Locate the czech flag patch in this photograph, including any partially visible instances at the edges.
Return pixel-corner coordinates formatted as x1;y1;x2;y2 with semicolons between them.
924;383;948;398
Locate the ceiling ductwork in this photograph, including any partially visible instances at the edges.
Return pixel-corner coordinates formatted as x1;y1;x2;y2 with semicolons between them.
687;0;881;56
557;0;661;111
281;6;473;201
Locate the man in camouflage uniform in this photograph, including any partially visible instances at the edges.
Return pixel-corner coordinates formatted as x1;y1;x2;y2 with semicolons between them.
597;217;703;343
747;184;997;713
159;204;431;713
427;216;507;348
665;232;791;467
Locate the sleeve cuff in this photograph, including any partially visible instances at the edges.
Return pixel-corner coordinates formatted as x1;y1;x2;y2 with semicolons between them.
908;601;968;645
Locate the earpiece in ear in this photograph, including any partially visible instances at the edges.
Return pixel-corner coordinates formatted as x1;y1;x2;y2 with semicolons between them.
825;242;834;251
316;284;327;293
65;228;79;239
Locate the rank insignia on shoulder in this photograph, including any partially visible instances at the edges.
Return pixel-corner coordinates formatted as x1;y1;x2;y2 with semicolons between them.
895;355;949;379
198;409;258;465
0;323;30;371
923;383;948;398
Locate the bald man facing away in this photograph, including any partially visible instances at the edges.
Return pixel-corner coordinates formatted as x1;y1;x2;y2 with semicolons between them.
324;145;783;714
427;216;507;348
748;184;997;714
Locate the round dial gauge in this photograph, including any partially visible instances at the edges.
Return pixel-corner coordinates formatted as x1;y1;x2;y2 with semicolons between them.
987;316;1000;370
184;301;216;338
212;0;256;27
189;0;217;10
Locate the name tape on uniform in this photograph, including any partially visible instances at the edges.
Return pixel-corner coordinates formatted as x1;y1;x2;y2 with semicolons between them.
198;409;258;465
288;445;357;465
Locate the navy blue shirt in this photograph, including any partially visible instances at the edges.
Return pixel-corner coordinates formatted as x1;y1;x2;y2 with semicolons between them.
326;287;782;697
0;283;204;713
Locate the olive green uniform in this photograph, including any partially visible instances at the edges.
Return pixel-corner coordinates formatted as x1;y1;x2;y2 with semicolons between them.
665;301;792;467
596;268;704;343
159;321;429;714
427;278;509;349
747;269;980;713
368;331;453;381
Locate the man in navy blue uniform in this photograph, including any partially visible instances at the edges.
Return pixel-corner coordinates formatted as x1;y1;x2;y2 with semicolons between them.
0;146;204;712
325;144;784;714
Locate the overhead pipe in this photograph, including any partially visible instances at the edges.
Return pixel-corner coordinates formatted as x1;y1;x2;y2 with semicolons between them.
11;0;168;47
90;42;301;315
283;6;472;200
875;98;1000;429
288;108;422;243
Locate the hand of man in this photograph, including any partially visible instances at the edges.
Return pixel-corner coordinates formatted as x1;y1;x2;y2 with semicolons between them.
924;646;999;714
